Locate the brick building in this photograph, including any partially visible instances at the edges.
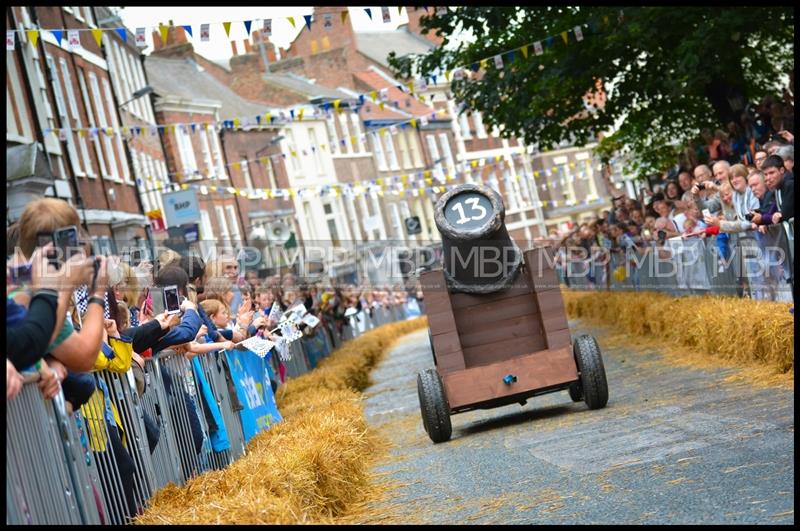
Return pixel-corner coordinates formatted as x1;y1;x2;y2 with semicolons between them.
7;6;148;252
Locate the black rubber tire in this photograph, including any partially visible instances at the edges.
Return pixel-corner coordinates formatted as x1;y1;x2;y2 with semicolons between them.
416;368;452;443
573;334;609;410
568;381;583;402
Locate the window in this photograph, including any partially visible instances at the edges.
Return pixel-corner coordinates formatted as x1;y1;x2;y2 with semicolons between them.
132;150;149;211
46;55;83;177
286;129;300;171
473;111;487;138
264;156;277;189
102;77;130;182
371;132;387;170
396;128;412;168
350;113;364;153
308;127;325;173
438;133;455;173
126;51;150;121
176;125;198;177
241;159;253;190
337;113;352;154
6;51;34;143
200;209;214;255
325;117;339;154
208;129;227;178
458;112;472;139
88;71;119;179
107;41;128;108
215;205;231;246
225;204;241;243
199;129;213;176
389;203;403;239
323;202;341;246
59;58;94;177
384;132;399;170
425;134;442;174
406;130;423;167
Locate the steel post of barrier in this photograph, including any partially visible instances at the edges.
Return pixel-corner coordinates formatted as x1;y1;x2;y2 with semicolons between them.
140;358;184;491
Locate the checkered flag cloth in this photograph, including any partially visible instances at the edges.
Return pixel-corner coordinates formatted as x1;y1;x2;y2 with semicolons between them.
129;307;140;327
239;336;275;358
280;322;303;343
73;286;110;319
74;285;89;315
275;336;292;362
268;301;283;323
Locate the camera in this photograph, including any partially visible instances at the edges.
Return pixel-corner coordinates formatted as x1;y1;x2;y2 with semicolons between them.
744;209;760;221
657;230;667;244
10;263;33;284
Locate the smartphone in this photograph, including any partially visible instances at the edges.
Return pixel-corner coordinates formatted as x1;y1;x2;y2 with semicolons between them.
702;208;711;219
150;286;165;316
129;249;145;268
53;226;79;261
10;263;33;284
163;285;181;315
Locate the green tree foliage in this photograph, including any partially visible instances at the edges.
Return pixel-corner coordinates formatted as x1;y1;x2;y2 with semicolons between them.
389;7;794;176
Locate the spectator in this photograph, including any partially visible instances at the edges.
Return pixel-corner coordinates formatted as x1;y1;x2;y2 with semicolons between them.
754;150;768;169
774;145;794;175
757;155;794;225
690;164;722;214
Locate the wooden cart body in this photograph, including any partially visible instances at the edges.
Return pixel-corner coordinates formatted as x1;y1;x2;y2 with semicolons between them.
422;247;578;414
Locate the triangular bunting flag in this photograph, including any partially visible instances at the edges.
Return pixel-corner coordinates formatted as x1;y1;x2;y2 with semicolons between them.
561;30;569;44
333;99;341;112
182;25;193;38
116;28;127;42
303;15;312;29
158;24;169;46
287;16;296;29
364;8;372;20
223;22;232;37
534;41;543;55
51;30;63;44
520;44;528;59
244;20;252;35
92;28;104;47
545;36;555;47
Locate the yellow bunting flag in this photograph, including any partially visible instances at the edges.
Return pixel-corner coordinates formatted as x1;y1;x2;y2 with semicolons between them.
425;178;433;186
181;184;189;190
377;178;384;186
561;31;568;44
423;170;431;178
379;102;385;110
222;22;232;37
408;81;414;94
260;157;268;166
471;160;478;168
333;99;341;112
233;118;240;128
410;118;417;129
287;16;296;29
290;150;297;157
297;108;304;120
480;58;488;70
534;171;540;177
520;45;528;59
445;70;452;81
26;29;39;48
350;136;357;146
265;113;272;124
204;123;210;131
379;128;386;136
78;129;86;138
369;90;378;102
288;188;296;197
92;28;104;47
341;11;348;25
420;187;426;196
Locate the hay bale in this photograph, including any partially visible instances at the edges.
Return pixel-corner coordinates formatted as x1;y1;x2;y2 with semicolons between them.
136;317;427;524
562;290;794;375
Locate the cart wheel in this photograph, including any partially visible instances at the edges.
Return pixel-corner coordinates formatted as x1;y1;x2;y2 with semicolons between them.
573;334;608;410
568;381;583;402
417;368;452;443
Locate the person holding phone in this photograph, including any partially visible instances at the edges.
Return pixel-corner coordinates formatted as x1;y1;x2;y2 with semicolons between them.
149;266;202;355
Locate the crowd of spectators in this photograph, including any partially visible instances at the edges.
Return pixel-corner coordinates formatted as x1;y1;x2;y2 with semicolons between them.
6;196;419;518
551;125;794;300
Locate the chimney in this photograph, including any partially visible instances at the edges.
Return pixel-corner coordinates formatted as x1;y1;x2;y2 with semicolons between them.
404;6;443;46
151;21;192;55
231;40;238;56
244;39;253;54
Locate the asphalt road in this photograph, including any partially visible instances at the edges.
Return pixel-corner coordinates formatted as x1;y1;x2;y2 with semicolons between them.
360;320;794;525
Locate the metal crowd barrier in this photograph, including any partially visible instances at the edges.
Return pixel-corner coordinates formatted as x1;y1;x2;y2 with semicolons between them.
558;221;794;301
6;304;411;524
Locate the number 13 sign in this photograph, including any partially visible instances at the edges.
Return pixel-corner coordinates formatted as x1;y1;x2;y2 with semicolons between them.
444;192;494;231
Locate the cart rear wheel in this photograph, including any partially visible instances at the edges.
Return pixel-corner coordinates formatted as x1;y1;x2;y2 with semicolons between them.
417;368;452;443
568;381;583;402
573;334;608;410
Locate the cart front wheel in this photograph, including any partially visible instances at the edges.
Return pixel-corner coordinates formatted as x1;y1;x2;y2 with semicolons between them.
573;334;609;410
417;368;452;443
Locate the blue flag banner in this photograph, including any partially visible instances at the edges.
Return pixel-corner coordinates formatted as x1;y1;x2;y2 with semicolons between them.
191;356;230;452
224;348;282;442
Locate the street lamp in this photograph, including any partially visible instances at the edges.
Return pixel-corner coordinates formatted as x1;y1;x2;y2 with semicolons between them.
119;85;154;109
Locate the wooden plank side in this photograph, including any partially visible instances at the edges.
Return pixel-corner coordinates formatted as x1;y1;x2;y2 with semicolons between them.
536;288;567;316
442;347;578;408
449;277;533;309
541;312;569;333
431;331;462;357
453;292;539;330
420;269;452;315
522;248;560;292
545;329;572;349
462;334;547;368
427;309;457;335
458;313;543;349
437;351;467;373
